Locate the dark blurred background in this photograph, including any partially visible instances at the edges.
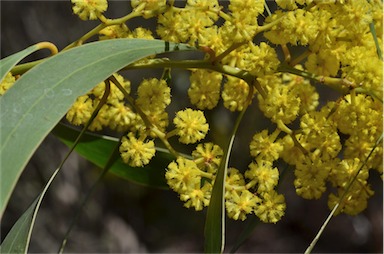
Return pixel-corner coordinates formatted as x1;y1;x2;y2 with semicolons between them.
1;1;382;253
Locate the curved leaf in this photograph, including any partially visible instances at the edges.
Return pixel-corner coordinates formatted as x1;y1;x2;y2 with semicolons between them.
0;39;194;217
0;44;40;81
52;123;173;189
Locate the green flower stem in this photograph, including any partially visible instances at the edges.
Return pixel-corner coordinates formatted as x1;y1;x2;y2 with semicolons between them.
126;58;262;94
218;10;233;22
165;128;178;139
270;128;282;142
199;170;214;180
290;49;311;66
290;132;308;155
213;42;246;63
277;63;354;93
151;127;180;158
276;120;292;134
108;75;150;126
63;23;106;50
63;8;144;51
281;44;291;63
10;42;58;75
257;15;285;34
245;180;257;190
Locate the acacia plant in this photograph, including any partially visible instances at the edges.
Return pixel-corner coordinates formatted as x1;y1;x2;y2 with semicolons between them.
0;0;382;253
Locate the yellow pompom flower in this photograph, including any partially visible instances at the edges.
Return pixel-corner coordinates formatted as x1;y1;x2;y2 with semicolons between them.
188;69;222;110
244;42;280;77
222;76;250;112
108;102;136;132
226;189;260;221
66;95;94;126
157;8;189;43
249;129;283;162
0;72;16;95
192;142;223;173
245;160;279;193
143;109;169;137
136;78;171;112
131;0;166;19
71;0;108;20
294;156;334;200
264;9;319;46
279;134;306;166
173;108;209;144
305;50;340;77
258;82;301;124
225;168;246;194
333;94;380;136
99;24;130;40
300;110;341;161
282;69;319;114
166;157;202;193
180;182;212;211
225;0;264;42
119;132;156;167
254;190;286;223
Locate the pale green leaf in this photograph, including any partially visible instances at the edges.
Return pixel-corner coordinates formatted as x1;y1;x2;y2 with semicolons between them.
0;38;194;217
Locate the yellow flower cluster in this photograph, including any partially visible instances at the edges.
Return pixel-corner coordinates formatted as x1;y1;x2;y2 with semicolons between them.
66;0;382;222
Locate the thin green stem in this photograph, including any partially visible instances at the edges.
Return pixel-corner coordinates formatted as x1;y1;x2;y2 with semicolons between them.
277;63;354;93
63;9;143;51
369;21;383;61
290;49;311;66
264;1;272;16
214;42;246;63
58;80;111;253
127;58;255;88
304;133;383;254
58;136;121;254
63;23;106;50
257;15;285;34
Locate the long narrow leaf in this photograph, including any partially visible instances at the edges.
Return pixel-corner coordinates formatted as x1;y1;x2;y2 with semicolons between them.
0;39;194;217
204;88;252;253
52;123;173;189
204;134;234;253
